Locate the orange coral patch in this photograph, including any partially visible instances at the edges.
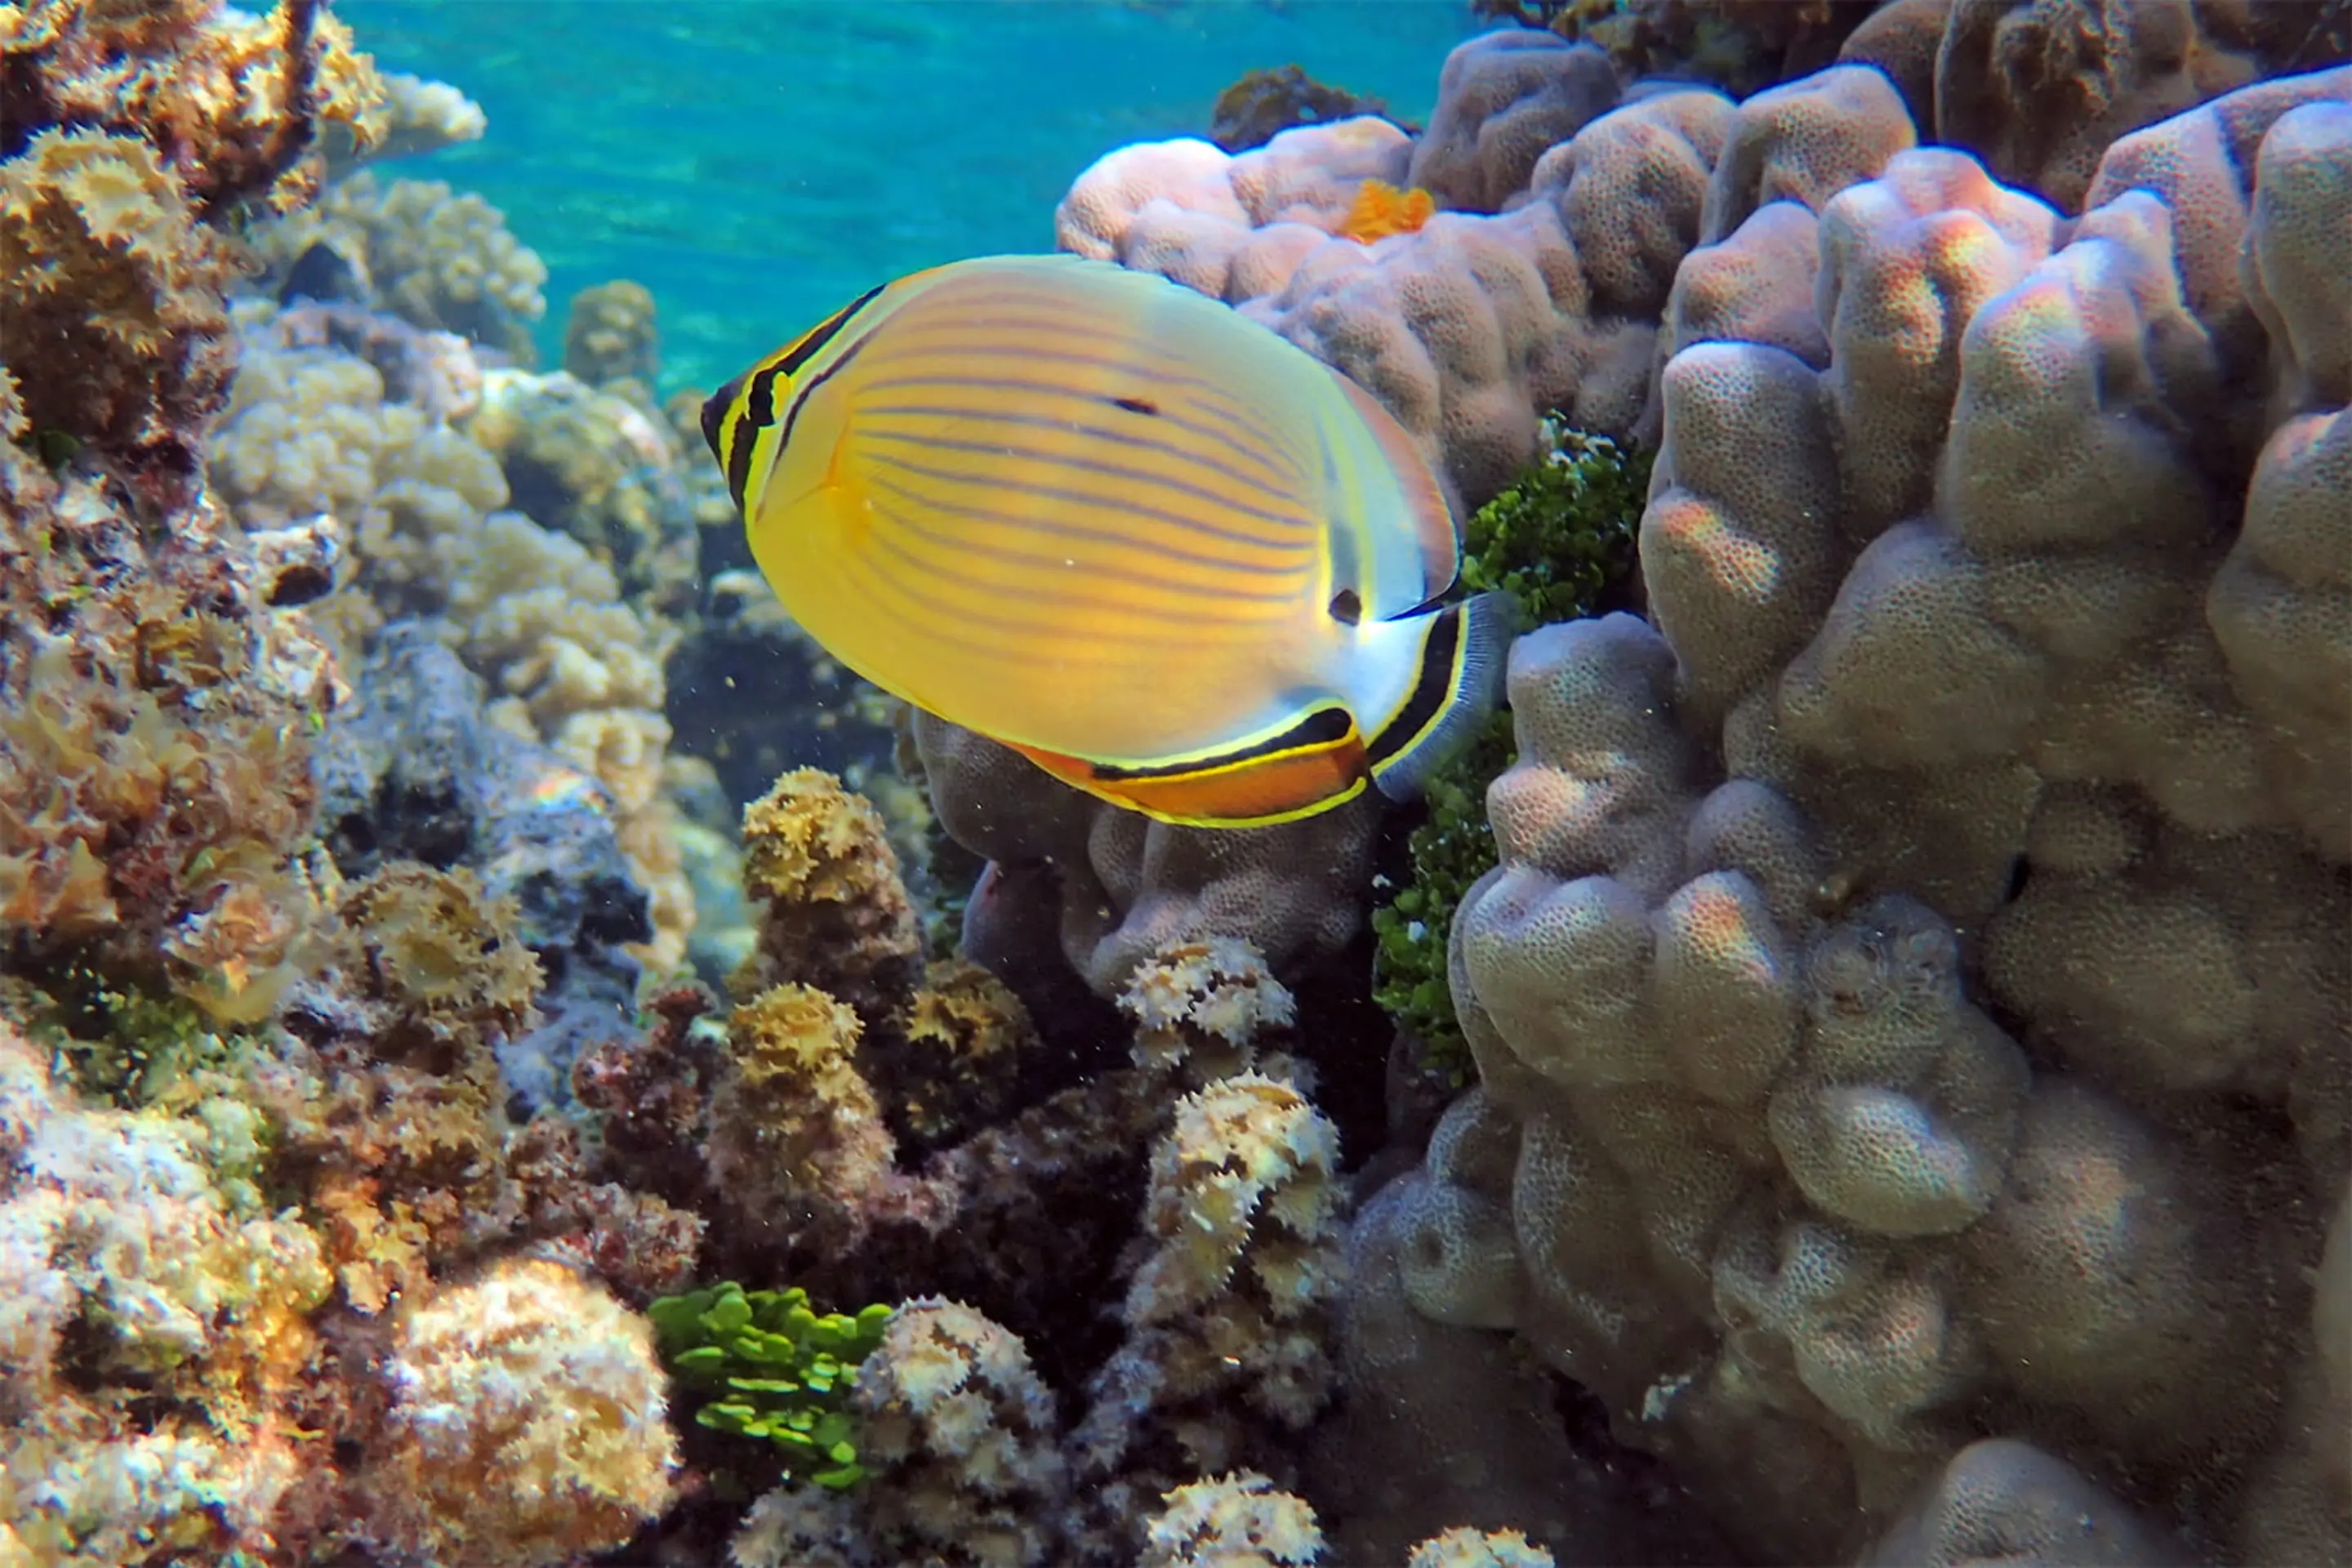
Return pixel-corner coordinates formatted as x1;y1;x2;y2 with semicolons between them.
1339;178;1437;243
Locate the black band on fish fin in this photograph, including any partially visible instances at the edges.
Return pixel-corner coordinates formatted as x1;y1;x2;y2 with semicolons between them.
1089;706;1354;782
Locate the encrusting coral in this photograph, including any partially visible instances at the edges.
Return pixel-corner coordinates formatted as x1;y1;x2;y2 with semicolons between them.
365;1255;679;1566
0;1018;332;1563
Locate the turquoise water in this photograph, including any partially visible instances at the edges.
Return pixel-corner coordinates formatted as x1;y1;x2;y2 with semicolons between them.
341;0;1481;394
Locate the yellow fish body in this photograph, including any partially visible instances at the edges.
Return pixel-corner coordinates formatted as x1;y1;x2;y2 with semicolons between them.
701;253;1510;828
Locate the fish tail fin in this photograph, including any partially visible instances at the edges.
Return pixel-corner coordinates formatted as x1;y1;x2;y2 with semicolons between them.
1366;590;1519;804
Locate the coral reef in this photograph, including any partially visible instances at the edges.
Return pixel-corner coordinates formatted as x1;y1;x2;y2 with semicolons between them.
0;127;234;484
1209;64;1397;154
1409;1526;1559;1568
1068;1071;1348;1556
1406;29;1621;212
1397;63;2352;1561
1139;1472;1325;1568
734;767;923;1022
1056;115;1416;305
564;278;661;386
1;0;386;216
0;395;339;1028
706;982;895;1255
1370;422;1649;1076
730;1298;1067;1568
311;626;653;1109
915;707;1384;1000
8;2;2348;1561
256;172;549;361
366;1256;679;1565
0;1018;331;1561
212;296;699;973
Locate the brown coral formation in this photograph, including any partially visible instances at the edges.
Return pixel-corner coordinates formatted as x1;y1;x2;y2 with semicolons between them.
736;765;925;1017
1;0;385;215
0;128;234;485
706;982;896;1254
0;404;336;1025
365;1256;679;1566
915;709;1383;1000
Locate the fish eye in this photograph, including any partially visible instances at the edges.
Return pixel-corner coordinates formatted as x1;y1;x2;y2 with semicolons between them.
1329;589;1362;625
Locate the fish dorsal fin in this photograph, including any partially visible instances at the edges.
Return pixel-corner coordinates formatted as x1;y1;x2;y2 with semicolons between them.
1323;365;1460;616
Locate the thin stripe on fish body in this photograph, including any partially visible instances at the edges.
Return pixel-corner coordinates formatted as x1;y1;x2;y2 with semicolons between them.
706;253;1501;826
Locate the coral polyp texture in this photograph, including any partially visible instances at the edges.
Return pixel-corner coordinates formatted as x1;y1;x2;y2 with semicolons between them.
6;1;2350;1563
1410;62;2352;1565
367;1256;679;1565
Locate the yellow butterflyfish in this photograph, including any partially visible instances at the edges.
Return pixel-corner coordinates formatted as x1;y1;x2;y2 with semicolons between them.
700;253;1511;829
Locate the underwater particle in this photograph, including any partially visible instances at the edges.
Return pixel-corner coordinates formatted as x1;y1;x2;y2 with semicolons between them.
701;254;1512;831
369;1256;678;1567
1140;1472;1325;1568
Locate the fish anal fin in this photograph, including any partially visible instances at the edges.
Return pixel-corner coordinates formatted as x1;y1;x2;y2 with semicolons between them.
1006;714;1370;829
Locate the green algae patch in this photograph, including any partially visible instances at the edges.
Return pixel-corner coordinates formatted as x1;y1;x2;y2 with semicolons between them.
650;1281;893;1490
1372;422;1649;1083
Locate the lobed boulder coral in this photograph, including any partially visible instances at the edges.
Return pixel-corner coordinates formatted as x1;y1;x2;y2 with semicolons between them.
1388;62;2352;1563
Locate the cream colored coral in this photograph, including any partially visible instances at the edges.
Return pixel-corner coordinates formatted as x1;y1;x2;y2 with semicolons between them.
1407;1526;1557;1568
846;1299;1066;1568
257;172;547;356
0;1023;331;1560
1141;1472;1323;1568
372;1257;677;1568
1120;934;1299;1081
